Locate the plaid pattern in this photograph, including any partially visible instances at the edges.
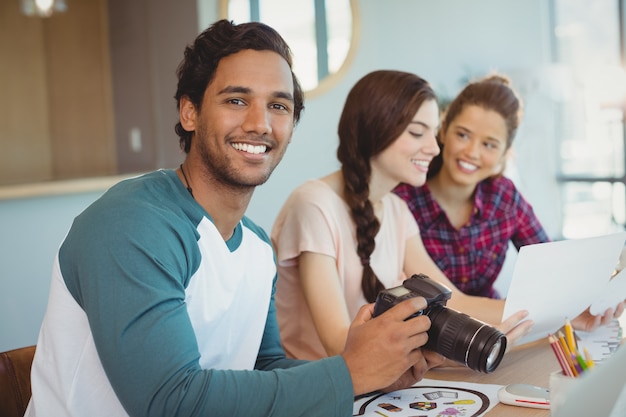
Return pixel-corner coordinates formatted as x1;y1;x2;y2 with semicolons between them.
394;176;549;298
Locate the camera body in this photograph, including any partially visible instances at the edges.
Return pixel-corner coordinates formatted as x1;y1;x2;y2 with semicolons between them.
373;272;452;318
373;273;507;373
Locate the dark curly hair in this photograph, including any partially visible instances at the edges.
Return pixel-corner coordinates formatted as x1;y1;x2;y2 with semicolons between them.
174;19;305;153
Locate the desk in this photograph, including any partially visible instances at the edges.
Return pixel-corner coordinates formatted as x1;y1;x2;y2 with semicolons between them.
424;339;557;417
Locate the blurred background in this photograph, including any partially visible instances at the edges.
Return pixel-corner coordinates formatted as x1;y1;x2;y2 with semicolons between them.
2;0;625;351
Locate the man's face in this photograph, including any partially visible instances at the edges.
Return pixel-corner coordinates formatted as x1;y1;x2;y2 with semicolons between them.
180;49;296;189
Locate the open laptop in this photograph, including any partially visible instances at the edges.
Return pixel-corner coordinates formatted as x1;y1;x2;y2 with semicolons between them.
552;342;626;416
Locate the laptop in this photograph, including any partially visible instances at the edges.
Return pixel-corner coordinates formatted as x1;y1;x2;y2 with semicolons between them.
552;343;626;416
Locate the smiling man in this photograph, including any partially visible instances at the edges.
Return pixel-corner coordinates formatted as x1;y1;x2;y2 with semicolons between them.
175;47;296;240
25;19;437;417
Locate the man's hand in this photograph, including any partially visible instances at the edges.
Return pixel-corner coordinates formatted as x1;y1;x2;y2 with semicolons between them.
341;297;435;396
380;350;445;392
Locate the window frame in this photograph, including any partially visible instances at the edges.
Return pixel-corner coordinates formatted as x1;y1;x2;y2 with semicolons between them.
218;0;360;99
551;0;626;237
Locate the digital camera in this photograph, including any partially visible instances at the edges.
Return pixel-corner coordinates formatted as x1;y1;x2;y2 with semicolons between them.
373;273;507;373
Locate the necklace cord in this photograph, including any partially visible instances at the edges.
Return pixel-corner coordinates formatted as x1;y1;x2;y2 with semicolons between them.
179;164;193;196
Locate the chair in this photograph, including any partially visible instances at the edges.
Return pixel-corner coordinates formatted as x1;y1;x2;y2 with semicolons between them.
0;345;36;417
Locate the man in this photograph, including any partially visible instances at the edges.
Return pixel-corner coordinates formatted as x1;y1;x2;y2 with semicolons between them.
25;19;441;417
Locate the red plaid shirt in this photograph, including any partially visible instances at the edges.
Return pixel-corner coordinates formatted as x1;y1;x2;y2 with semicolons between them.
394;176;549;298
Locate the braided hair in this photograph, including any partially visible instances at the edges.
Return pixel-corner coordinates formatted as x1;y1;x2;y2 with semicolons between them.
337;70;436;302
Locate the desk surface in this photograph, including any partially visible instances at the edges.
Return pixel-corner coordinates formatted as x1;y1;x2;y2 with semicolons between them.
424;339;556;417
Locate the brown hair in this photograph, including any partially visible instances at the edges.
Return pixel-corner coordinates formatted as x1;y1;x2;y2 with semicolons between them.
337;70;436;302
429;74;522;177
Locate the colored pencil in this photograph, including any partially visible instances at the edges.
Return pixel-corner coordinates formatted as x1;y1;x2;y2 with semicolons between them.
557;331;578;376
583;347;595;369
564;319;577;352
548;334;574;377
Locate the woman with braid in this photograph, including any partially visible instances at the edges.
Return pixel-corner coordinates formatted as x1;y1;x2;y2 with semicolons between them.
271;70;532;361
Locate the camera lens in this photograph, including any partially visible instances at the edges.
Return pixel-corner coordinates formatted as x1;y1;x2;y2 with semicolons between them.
486;339;504;370
424;305;507;373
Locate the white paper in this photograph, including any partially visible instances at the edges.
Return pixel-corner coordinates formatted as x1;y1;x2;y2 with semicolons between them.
590;267;626;315
577;319;622;362
502;232;626;345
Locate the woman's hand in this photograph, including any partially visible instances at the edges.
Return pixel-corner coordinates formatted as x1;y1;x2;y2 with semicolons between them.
571;301;625;332
495;310;534;350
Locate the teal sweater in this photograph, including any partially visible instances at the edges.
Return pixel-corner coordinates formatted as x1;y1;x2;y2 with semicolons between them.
29;170;354;417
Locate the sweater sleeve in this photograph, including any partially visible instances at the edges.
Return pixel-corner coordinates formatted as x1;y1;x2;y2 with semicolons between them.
250;279;355;416
60;185;355;417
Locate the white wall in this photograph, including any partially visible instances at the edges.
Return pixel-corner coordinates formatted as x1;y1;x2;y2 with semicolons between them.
251;0;553;232
0;191;105;351
0;0;554;351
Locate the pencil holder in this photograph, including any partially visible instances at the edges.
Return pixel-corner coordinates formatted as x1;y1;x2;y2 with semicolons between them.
549;370;578;413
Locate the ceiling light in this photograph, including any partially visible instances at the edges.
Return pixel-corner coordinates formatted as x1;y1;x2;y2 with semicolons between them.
20;0;67;18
